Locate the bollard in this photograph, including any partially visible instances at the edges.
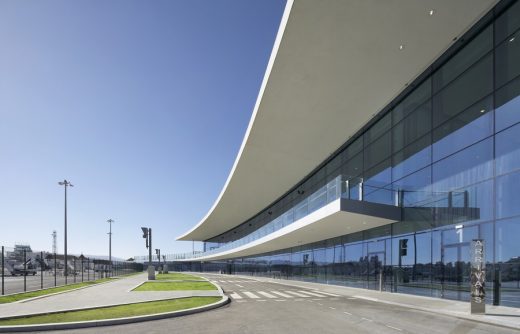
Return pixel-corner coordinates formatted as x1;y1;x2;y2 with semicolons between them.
493;267;501;306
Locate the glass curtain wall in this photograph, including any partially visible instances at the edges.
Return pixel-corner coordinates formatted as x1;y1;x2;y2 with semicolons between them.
199;0;520;308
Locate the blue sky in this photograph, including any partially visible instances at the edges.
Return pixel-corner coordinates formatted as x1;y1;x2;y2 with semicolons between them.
0;0;286;259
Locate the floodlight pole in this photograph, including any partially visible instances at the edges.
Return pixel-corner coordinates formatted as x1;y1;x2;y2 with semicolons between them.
58;179;73;284
107;219;115;269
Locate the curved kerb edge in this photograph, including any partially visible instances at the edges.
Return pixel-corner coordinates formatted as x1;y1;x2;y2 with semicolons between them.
0;295;230;333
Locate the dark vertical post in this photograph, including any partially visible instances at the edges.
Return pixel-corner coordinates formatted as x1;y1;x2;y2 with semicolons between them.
54;252;57;287
149;228;152;265
23;249;27;292
64;184;68;284
81;258;84;282
73;258;76;283
40;251;43;289
1;246;4;295
87;258;90;281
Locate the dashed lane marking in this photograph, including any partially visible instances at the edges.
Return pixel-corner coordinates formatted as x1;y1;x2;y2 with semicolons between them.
257;291;277;299
343;311;352;316
361;318;373;322
236;284;244;288
386;325;402;331
275;299;286;302
285;291;310;298
271;291;293;298
243;291;260;299
256;299;267;302
329;307;336;310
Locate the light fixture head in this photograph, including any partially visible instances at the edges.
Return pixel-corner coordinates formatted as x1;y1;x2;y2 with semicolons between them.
510;36;516;42
429;9;435;16
399;44;405;50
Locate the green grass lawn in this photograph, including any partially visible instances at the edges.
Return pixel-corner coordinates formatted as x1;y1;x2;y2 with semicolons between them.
133;281;217;291
0;278;113;304
155;273;203;280
0;297;220;326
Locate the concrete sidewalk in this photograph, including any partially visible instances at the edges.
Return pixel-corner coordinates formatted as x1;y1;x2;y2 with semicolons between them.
0;273;221;319
210;273;520;330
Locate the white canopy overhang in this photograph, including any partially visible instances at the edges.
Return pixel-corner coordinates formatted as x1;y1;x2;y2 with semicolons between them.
178;0;498;241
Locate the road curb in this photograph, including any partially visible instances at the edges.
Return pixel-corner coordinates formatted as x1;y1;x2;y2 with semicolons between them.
0;295;229;332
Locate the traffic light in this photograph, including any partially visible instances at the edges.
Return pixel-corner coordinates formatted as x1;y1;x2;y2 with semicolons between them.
399;239;408;256
141;227;149;248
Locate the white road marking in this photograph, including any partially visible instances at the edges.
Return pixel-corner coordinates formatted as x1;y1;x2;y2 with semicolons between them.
386;325;402;331
236;300;247;303
275;299;286;302
229;292;242;300
312;291;340;297
298;290;327;298
317;303;323;306
343;311;352;316
312;298;322;301
329;307;336;310
347;297;357;300
256;299;267;302
257;291;276;298
353;295;378;302
236;284;244;288
243;291;260;299
271;291;293;298
285;291;310;297
361;318;373;322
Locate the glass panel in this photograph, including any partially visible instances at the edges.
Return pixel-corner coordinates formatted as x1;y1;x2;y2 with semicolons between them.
393;79;431;125
364;131;391;170
364;113;391;146
343;151;363;179
364;159;393;205
393;166;432;208
393;101;431;153
496;171;520;219
343;136;363;161
432;95;493;161
495;0;520;45
432;137;493;190
495;30;520;88
496;217;520;308
433;54;493;127
496;122;520;175
392;135;431;181
495;75;520;131
433;25;492;93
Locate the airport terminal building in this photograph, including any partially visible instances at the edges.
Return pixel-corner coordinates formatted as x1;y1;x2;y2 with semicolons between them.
175;0;520;307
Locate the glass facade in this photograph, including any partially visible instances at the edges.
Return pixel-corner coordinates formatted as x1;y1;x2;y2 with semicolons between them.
190;0;520;308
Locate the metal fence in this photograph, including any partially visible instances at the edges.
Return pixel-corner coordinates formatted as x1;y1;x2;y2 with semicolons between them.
1;244;143;296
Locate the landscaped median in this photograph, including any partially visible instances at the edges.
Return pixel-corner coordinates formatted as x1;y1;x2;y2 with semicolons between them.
0;297;221;326
0;272;228;332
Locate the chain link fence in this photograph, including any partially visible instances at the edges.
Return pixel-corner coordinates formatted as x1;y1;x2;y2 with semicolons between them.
1;244;143;295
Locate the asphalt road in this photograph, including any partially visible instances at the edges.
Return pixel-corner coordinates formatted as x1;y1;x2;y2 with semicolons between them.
1;271;102;295
35;273;516;334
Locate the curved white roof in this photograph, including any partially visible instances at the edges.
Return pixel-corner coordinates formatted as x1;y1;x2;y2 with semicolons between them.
178;0;498;241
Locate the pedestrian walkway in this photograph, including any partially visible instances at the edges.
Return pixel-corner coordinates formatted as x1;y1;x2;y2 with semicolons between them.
206;273;520;330
0;273;222;319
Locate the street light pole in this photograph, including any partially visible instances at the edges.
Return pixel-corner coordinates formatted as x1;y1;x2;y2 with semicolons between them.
107;219;115;273
58;179;73;284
